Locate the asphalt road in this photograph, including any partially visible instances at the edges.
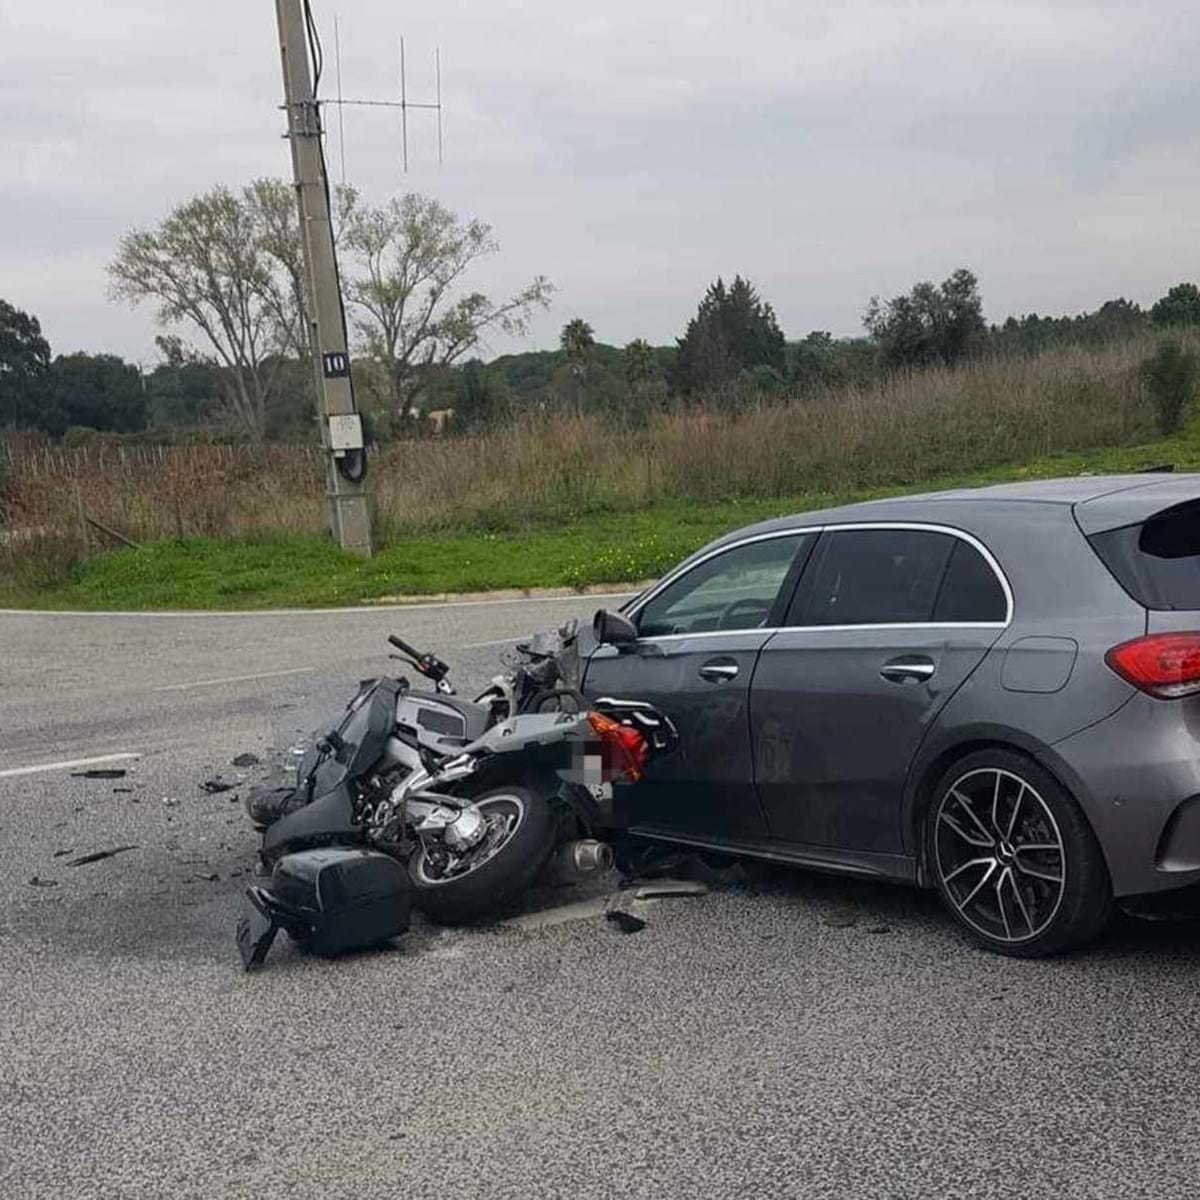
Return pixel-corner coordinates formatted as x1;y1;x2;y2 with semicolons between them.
3;598;1200;1200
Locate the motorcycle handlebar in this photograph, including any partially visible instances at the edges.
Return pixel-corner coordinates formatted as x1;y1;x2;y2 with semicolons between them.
389;634;451;684
388;634;423;660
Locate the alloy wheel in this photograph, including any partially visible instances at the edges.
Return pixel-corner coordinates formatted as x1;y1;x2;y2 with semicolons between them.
414;794;526;886
933;767;1067;944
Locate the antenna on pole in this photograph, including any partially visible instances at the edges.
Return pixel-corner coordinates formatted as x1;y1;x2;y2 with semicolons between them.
324;18;444;179
400;36;409;175
334;14;347;184
436;46;443;167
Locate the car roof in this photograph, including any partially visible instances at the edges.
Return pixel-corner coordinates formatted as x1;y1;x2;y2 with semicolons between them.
696;473;1200;553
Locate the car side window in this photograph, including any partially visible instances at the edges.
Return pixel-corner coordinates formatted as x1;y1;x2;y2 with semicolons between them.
637;535;807;637
932;539;1008;622
789;529;955;626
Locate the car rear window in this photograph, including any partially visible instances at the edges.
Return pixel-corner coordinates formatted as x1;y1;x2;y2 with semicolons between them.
933;539;1008;623
1088;499;1200;610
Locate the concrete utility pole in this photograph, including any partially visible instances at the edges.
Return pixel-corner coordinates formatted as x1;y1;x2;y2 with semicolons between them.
275;0;373;556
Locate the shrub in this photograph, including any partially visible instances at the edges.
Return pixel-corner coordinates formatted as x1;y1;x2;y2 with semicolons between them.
1142;339;1199;434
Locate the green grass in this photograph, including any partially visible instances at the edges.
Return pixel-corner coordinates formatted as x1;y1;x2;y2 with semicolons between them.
7;424;1200;611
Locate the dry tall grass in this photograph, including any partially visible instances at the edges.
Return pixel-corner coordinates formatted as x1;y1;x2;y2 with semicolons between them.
0;336;1166;589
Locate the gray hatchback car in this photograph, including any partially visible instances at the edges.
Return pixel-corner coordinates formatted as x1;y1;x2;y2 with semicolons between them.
583;474;1200;956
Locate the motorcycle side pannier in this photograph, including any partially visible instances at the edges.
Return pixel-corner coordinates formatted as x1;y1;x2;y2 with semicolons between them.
269;847;411;956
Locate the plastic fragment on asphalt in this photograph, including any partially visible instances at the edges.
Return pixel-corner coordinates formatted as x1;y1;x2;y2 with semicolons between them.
66;845;139;868
231;753;261;768
633;879;709;900
605;909;647;934
162;797;180;808
505;895;611;931
200;779;235;794
29;876;59;888
70;769;127;780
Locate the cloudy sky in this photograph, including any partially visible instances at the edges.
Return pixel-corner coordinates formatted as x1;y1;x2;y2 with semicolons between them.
5;0;1200;364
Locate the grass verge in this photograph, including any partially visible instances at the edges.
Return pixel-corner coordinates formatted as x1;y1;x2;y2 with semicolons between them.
5;427;1198;611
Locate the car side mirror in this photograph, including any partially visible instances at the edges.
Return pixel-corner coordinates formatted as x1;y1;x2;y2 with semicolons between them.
593;609;639;649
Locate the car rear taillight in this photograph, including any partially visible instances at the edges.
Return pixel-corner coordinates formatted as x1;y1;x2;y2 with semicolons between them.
1105;632;1200;699
587;711;650;782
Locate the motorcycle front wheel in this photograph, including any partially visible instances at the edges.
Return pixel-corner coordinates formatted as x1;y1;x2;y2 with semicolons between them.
407;783;557;924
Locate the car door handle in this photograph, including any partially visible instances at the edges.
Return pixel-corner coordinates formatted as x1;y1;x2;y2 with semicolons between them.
699;659;740;683
880;657;936;683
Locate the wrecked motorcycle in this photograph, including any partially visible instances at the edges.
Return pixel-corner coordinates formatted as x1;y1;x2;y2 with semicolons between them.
238;622;676;967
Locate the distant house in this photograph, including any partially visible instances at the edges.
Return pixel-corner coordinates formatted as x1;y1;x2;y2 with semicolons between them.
426;408;455;435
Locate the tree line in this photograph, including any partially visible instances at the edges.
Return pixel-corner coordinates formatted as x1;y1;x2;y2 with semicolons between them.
3;178;1200;442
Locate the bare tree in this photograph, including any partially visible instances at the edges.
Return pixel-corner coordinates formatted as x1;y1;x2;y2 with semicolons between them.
109;184;302;439
245;177;310;360
338;189;554;412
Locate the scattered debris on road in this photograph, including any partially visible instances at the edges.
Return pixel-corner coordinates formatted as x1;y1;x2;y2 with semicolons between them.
112;787;134;795
70;769;127;780
231;753;261;768
633;879;710;900
605;908;647;934
28;876;59;888
161;797;179;808
200;779;235;795
66;845;139;868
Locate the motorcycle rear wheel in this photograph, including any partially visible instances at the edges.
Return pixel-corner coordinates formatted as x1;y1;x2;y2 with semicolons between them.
408;783;556;924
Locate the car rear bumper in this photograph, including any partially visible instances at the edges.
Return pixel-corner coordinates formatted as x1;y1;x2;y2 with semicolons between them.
1048;692;1200;897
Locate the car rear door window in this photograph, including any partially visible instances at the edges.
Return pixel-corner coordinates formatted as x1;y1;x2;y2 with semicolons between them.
637;534;807;637
789;529;956;626
932;539;1008;622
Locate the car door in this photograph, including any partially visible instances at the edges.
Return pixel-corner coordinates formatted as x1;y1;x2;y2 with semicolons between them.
751;525;1011;855
583;531;814;843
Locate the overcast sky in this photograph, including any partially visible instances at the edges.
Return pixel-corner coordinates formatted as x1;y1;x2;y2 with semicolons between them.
5;0;1200;364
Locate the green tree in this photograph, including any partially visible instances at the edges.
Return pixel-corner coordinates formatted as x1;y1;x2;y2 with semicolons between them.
0;300;52;431
788;332;883;393
864;267;986;369
450;359;511;433
1086;298;1145;345
674;276;786;395
47;353;148;434
623;338;656;387
560;318;595;415
145;335;223;430
339;189;554;415
1142;339;1199;434
1151;283;1200;330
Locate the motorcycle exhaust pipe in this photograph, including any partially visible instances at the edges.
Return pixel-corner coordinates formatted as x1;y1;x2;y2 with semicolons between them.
541;839;614;886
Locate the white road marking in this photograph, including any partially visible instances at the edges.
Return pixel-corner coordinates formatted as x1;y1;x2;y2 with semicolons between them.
153;666;315;693
0;752;141;780
0;591;636;620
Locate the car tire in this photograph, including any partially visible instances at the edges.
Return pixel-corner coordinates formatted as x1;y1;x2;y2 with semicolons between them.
407;782;557;925
926;749;1113;958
